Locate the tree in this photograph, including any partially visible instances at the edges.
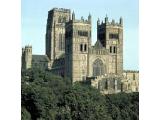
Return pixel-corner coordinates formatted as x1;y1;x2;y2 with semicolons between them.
21;68;139;120
58;83;110;120
21;107;31;120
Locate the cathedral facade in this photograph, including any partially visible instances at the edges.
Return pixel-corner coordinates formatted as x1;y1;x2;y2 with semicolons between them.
22;8;139;94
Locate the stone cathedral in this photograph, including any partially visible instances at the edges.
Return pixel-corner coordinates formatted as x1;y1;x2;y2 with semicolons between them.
22;8;139;94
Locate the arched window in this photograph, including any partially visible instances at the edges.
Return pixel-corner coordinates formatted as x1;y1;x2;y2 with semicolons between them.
93;59;105;76
62;17;66;22
80;44;83;51
110;46;112;53
84;44;87;51
59;33;63;50
133;73;135;80
58;17;62;23
62;34;65;50
113;46;116;53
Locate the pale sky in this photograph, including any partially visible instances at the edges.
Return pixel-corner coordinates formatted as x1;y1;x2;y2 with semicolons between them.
22;0;139;70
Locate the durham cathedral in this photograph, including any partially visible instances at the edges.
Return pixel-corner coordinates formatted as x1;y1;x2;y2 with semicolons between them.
22;8;139;94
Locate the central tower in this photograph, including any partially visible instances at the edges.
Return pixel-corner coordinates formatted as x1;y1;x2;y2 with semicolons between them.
65;12;92;82
45;8;71;66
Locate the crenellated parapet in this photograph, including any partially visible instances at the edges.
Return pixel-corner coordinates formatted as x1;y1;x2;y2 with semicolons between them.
24;45;32;51
69;11;92;24
21;45;32;55
97;15;123;28
52;7;71;13
123;70;139;73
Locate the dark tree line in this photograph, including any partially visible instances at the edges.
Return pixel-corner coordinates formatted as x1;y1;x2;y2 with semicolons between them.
21;68;139;120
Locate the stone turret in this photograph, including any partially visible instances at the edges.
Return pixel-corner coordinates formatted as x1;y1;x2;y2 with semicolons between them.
97;18;100;25
72;11;75;21
105;14;108;23
119;17;123;26
22;47;25;55
21;47;25;68
22;45;32;69
88;13;91;23
101;20;103;24
81;16;84;21
111;19;115;25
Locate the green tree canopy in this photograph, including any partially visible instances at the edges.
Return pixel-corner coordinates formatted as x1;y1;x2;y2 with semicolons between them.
21;68;139;120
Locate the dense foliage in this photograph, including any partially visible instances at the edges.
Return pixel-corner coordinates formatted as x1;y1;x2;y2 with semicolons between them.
21;68;139;120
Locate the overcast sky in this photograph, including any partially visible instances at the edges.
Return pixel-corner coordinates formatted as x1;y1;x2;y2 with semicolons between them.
22;0;139;70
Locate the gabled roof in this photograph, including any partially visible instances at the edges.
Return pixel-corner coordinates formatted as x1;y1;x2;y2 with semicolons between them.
94;40;104;49
32;55;50;62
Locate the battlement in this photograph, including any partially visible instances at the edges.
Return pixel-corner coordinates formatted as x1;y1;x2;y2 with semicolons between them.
123;70;139;73
66;19;91;25
73;19;91;24
97;16;123;27
68;11;91;24
25;45;32;48
51;7;71;13
23;45;32;53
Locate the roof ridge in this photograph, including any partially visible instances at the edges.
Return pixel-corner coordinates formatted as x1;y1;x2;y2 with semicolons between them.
94;40;103;49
